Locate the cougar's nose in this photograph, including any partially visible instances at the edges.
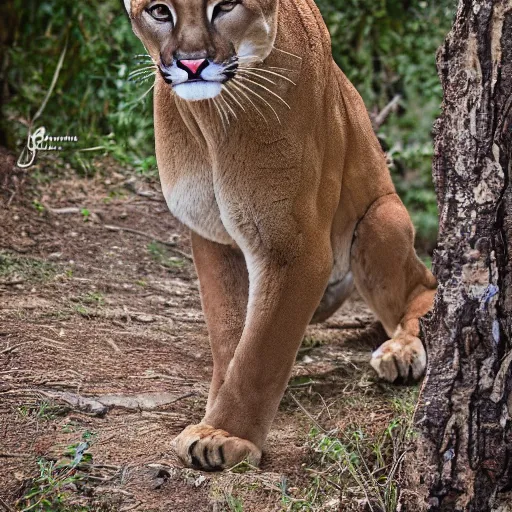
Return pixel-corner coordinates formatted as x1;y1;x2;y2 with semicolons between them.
178;59;207;76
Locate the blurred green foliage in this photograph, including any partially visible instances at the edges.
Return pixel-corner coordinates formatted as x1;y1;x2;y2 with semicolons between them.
3;0;156;173
2;0;456;252
318;0;455;251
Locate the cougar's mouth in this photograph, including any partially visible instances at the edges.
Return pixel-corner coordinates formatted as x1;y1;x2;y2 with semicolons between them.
159;58;238;101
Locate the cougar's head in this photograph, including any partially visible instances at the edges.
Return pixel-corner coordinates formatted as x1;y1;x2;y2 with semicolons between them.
125;0;278;101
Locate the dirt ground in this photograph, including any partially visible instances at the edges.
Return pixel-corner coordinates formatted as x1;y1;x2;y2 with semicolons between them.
0;150;416;511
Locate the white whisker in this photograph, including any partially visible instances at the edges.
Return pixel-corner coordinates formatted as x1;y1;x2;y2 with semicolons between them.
267;66;294;73
234;79;281;124
132;73;156;84
212;97;228;133
223;84;246;113
238;70;276;86
273;47;302;61
230;81;268;124
237;75;291;110
129;67;158;79
240;67;296;85
130;70;157;79
134;82;155;104
213;97;231;133
219;92;237;120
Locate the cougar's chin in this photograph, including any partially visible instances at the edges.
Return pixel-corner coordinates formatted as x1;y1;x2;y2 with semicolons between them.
173;81;222;101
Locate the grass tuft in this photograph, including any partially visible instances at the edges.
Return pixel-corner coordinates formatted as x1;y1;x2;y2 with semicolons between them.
0;251;57;282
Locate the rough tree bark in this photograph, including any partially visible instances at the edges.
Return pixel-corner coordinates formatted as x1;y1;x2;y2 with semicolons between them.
400;0;512;511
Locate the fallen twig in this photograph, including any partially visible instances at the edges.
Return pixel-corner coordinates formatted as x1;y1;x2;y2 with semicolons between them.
288;392;327;433
103;224;193;261
0;452;32;458
38;390;196;417
0;496;14;512
105;338;122;353
40;391;109;417
0;343;27;355
47;207;81;214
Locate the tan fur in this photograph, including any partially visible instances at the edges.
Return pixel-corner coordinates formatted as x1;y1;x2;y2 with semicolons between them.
126;0;437;470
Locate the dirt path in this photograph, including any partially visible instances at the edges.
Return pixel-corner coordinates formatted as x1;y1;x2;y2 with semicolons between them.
0;155;416;511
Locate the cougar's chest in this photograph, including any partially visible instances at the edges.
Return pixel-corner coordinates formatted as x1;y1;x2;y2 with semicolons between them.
162;172;234;245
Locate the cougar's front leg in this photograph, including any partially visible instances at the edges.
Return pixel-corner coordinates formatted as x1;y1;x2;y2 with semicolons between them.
190;232;248;414
173;236;332;470
351;194;437;382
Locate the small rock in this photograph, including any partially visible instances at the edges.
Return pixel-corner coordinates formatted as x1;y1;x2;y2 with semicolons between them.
135;314;155;323
48;252;62;260
194;475;206;487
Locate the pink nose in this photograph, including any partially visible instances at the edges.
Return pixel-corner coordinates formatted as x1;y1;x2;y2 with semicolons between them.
179;59;206;75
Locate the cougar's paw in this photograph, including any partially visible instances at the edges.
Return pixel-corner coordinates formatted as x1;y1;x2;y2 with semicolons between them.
370;335;426;382
171;424;261;471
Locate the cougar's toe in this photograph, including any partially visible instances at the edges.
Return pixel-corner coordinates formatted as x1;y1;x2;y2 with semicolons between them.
171;424;261;471
370;336;426;382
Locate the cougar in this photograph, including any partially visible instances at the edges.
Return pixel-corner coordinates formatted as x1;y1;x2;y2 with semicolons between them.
123;0;437;470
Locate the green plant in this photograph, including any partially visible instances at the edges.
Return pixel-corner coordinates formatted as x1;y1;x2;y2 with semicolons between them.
32;199;45;212
225;493;244;512
0;251;57;281
307;415;415;511
147;241;186;270
81;291;105;306
80;208;91;221
17;400;66;421
74;305;90;317
17;438;93;511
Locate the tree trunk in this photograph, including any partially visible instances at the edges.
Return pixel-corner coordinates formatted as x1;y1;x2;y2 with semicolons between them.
400;1;512;511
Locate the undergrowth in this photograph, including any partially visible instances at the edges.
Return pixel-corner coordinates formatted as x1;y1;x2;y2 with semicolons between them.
16;432;120;512
280;388;418;512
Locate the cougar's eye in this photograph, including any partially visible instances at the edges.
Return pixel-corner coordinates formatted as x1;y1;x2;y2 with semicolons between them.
212;0;239;20
147;3;173;22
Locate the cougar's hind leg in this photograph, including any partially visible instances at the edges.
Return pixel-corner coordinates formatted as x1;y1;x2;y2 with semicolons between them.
350;194;437;382
310;271;354;324
190;232;248;413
